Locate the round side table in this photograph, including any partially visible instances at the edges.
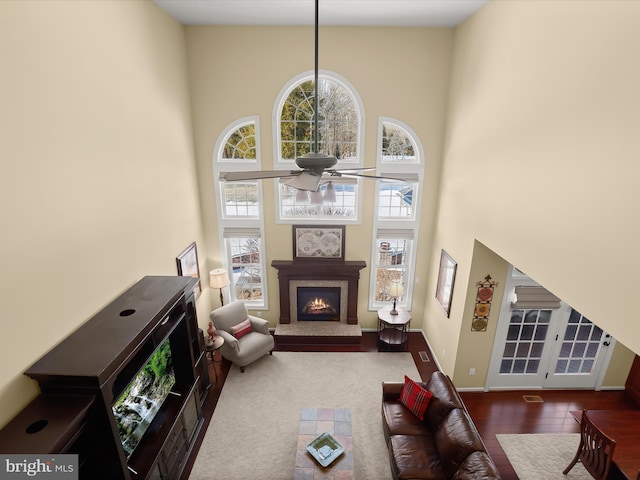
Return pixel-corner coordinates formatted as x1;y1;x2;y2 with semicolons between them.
205;336;225;383
377;306;411;351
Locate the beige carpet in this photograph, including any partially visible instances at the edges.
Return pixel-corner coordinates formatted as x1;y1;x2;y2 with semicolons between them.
189;351;420;479
497;433;591;480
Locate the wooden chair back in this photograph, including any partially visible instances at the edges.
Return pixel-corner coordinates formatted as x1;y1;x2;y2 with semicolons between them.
563;409;616;480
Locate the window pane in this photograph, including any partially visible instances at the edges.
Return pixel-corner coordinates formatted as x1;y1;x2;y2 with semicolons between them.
500;359;513;374
503;342;516;357
378;182;416;219
381;123;417;163
526;359;540;374
221;182;259;218
373;237;411;304
226;236;263;303
280;78;358;162
279;182;357;220
222;123;256;160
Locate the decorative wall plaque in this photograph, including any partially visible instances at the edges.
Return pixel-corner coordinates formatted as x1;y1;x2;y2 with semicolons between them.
472;275;498;332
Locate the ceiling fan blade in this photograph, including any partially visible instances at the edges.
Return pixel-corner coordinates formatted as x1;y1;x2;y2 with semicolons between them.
331;172;408;182
327;167;377;173
219;170;299;182
283;171;323;191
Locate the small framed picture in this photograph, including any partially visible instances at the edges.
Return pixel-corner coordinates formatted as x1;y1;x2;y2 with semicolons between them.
176;241;202;299
292;225;345;261
435;249;457;317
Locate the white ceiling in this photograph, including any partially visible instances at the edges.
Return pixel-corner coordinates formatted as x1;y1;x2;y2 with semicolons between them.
152;0;489;27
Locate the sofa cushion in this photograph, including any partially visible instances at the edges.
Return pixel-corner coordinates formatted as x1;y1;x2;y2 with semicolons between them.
451;451;502;480
424;372;464;431
400;376;432;421
389;435;447;480
230;318;253;339
434;409;485;478
383;401;430;440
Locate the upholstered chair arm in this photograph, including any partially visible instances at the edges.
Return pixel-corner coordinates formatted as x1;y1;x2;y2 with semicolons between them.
248;315;270;335
217;330;239;353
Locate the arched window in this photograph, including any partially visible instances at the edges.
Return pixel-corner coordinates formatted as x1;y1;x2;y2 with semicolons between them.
274;71;364;223
213;118;267;308
370;118;424;311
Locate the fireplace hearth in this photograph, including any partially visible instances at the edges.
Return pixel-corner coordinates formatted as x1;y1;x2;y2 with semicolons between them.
297;287;341;321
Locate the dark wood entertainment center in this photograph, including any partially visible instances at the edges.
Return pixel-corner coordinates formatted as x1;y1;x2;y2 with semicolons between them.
0;276;210;480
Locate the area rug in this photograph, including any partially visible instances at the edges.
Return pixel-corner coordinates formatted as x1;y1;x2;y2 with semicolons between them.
496;433;590;480
189;351;420;479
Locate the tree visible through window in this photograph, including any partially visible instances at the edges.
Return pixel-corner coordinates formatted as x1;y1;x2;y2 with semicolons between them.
280;78;358;162
222;124;256;160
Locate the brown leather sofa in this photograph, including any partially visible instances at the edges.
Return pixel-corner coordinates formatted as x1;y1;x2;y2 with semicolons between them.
382;371;501;480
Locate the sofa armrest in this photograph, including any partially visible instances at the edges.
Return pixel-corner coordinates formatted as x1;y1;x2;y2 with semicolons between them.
382;382;405;401
248;315;270;335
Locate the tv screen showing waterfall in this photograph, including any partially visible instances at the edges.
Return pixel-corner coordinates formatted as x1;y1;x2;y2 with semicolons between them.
112;337;176;459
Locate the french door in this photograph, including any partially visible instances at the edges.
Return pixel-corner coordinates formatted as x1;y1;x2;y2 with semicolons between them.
486;268;614;390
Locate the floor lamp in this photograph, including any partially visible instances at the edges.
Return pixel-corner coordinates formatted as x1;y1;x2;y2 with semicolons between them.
209;268;230;306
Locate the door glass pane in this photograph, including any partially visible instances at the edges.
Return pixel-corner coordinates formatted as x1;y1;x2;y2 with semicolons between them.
500;308;550;375
553;309;603;375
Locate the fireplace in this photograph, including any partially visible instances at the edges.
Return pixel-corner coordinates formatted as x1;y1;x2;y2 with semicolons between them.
271;260;366;325
297;287;341;321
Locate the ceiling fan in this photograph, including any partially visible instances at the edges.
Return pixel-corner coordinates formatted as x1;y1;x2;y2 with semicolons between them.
218;0;406;193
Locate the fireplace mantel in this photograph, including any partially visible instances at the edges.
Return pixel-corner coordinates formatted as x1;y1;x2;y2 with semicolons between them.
271;260;366;325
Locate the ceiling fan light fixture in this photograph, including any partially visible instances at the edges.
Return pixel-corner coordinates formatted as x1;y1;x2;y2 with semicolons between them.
324;181;336;203
309;190;323;204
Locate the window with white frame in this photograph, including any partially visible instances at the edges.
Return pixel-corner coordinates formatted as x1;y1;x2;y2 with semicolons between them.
213;118;267;308
370;118;424;311
274;72;364;223
373;232;413;302
278;178;358;221
224;229;264;306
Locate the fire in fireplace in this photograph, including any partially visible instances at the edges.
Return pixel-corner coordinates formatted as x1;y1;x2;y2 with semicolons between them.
297;287;341;321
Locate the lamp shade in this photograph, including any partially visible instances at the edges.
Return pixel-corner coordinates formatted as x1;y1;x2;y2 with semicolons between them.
309;190;323;204
209;268;230;289
388;281;404;298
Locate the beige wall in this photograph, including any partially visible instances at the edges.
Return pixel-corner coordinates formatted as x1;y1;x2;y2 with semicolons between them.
427;0;640;378
185;26;453;329
2;0;637;429
0;1;208;427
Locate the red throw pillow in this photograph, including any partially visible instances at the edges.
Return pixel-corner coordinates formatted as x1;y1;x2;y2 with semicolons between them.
399;375;432;421
230;318;253;339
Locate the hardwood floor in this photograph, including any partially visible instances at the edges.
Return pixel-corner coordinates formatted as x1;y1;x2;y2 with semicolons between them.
183;331;636;479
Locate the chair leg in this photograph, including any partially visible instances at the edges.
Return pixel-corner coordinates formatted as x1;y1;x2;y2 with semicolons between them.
563;452;580;475
240;366;245;373
269;350;273;355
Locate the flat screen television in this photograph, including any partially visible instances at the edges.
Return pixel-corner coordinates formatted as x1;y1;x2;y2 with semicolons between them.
112;337;176;459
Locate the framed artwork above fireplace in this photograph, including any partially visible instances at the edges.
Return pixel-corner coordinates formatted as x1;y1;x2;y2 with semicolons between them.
292;225;345;261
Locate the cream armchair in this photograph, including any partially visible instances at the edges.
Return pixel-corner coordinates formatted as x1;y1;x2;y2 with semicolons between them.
209;301;274;372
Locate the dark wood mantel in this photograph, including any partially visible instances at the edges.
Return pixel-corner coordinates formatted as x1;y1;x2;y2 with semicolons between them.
271;260;366;325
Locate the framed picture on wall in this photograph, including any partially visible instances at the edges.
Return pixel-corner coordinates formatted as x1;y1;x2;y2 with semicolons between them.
435;249;457;317
292;225;345;261
176;241;202;299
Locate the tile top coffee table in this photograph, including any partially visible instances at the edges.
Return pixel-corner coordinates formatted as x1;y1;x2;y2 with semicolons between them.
294;407;354;480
